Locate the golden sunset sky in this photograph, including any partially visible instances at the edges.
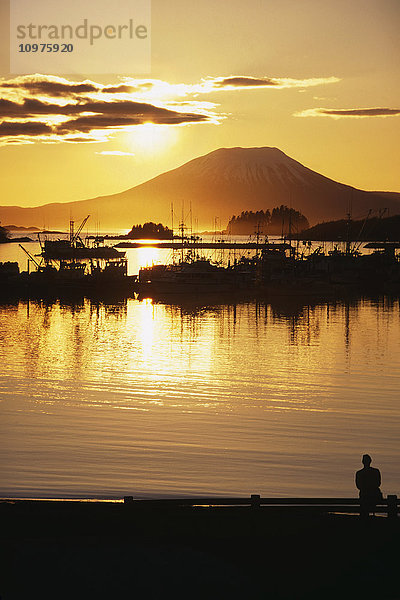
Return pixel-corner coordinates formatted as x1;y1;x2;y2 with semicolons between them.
0;0;399;208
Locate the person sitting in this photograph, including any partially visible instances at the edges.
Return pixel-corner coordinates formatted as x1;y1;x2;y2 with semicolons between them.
355;454;382;517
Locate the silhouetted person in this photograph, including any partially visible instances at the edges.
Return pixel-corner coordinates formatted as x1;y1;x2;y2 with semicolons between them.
355;454;382;517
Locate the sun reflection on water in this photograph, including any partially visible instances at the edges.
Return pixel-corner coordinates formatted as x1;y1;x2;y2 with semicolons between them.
1;296;400;498
137;297;155;356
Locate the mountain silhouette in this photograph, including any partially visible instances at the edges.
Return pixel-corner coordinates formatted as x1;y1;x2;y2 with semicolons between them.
1;147;399;230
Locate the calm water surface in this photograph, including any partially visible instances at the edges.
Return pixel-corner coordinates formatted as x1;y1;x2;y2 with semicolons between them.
1;293;399;499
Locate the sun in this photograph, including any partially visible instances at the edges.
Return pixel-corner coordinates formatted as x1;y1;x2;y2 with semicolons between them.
127;123;177;154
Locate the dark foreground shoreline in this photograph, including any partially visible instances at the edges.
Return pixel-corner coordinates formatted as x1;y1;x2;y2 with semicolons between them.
1;499;399;599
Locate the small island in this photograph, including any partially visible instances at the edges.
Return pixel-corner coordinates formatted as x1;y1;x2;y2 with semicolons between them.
3;225;40;232
0;226;7;243
0;225;32;244
225;206;309;236
126;222;173;240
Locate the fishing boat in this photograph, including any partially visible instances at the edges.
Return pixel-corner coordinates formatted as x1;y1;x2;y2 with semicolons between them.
11;216;136;297
137;258;253;295
39;216;121;261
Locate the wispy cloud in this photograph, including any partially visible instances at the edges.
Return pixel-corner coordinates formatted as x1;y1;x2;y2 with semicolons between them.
295;107;400;118
96;150;135;156
134;75;340;99
207;75;340;91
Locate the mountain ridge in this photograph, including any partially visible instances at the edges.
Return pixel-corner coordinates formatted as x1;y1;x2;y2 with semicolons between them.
1;147;399;230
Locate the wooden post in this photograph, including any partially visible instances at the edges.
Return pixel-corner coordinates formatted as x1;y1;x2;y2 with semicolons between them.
251;494;261;508
124;496;134;505
387;495;398;519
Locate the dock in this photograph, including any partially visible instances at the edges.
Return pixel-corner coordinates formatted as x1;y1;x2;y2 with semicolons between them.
1;495;399;599
114;241;291;250
121;494;399;517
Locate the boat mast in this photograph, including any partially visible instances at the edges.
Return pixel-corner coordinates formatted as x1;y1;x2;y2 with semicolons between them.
345;211;351;255
179;220;185;264
345;189;353;255
69;219;74;245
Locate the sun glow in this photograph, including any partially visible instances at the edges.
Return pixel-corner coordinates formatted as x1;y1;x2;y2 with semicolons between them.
127;123;177;154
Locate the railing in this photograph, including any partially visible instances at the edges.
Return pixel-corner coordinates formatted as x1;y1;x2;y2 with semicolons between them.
123;494;399;518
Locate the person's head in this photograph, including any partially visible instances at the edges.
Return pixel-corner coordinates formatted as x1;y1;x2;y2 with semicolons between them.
362;454;372;466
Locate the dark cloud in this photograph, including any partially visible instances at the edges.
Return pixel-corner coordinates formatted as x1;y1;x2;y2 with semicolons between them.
75;100;193;117
0;121;52;137
77;100;209;121
0;79;100;97
0;97;76;117
0;93;209;142
56;110;208;134
213;76;279;88
209;75;340;91
320;108;400;117
2;97;180;118
297;107;400;118
64;136;101;143
0;97;209;123
0;77;155;98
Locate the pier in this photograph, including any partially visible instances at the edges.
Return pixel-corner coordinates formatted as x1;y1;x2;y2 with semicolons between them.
114;241;291;250
2;495;399;599
121;494;399;517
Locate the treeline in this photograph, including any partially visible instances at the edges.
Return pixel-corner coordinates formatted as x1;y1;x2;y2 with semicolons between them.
127;222;173;239
225;206;309;236
296;214;400;241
